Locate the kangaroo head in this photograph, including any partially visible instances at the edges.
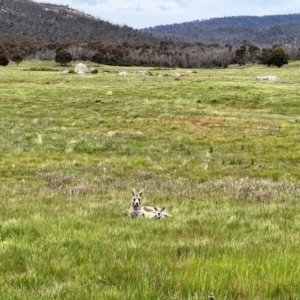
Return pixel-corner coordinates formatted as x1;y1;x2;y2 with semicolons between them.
131;188;143;208
153;207;165;219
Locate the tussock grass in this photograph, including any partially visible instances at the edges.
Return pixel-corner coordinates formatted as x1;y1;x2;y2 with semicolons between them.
1;60;300;299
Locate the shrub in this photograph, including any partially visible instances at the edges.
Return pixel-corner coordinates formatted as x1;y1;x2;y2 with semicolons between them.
91;52;104;64
11;52;24;66
0;44;9;67
262;47;288;68
55;49;73;66
25;67;59;71
90;69;99;74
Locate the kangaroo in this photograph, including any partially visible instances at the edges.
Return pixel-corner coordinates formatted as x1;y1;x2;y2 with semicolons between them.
127;189;144;217
141;207;166;219
127;189;171;218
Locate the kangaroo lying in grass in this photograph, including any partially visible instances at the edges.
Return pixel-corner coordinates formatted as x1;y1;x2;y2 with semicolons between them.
127;189;171;218
141;206;166;219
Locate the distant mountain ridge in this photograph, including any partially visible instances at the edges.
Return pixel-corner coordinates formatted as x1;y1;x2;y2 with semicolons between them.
142;14;300;45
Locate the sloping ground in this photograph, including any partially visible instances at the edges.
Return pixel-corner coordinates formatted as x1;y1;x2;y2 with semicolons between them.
0;0;157;43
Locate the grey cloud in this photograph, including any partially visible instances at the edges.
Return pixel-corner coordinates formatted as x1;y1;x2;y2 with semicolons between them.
71;0;108;5
163;0;191;8
115;2;145;12
159;5;170;11
133;3;144;12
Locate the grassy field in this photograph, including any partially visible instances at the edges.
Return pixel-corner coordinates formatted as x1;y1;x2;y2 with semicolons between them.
1;60;300;299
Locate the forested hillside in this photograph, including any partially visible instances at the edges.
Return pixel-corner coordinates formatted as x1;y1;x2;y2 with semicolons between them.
143;14;300;45
0;0;157;43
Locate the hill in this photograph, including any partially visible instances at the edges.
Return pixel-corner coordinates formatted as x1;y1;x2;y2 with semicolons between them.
0;0;157;43
1;0;300;46
143;14;300;45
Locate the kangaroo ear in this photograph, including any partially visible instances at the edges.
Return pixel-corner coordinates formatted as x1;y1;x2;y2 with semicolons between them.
161;207;165;211
138;189;144;196
132;189;136;196
154;207;158;211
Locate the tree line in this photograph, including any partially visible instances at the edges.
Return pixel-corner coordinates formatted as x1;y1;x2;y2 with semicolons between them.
0;35;296;68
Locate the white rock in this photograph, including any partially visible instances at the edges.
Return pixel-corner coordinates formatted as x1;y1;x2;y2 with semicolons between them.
137;70;149;76
75;63;89;74
256;76;279;81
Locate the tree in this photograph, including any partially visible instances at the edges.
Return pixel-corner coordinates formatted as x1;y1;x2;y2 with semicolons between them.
55;49;73;66
0;44;9;66
248;44;260;64
235;45;247;66
261;46;288;68
11;51;24;66
91;51;104;64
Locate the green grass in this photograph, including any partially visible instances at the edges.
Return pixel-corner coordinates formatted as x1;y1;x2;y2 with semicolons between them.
1;60;300;299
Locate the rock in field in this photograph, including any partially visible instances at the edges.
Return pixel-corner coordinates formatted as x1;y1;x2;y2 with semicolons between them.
137;70;149;76
256;75;279;81
75;63;90;74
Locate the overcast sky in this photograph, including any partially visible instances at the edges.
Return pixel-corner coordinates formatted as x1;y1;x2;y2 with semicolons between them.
33;0;300;29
